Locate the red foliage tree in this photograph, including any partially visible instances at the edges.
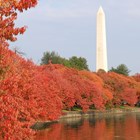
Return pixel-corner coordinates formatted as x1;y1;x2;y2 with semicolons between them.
0;47;63;139
43;64;113;111
132;74;140;103
80;70;113;109
0;0;37;43
1;1;140;138
0;48;140;139
98;72;138;106
132;73;140;82
121;88;137;106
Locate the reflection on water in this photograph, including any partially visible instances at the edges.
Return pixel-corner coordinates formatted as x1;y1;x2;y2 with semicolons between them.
35;113;140;140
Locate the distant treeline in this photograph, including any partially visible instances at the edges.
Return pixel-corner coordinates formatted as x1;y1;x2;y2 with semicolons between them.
41;51;130;76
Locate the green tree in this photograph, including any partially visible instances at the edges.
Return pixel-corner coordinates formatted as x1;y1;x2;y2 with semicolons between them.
41;51;66;65
109;64;130;76
69;56;89;70
41;51;89;70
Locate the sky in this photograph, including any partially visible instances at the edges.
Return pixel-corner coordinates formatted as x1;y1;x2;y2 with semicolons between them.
10;0;140;75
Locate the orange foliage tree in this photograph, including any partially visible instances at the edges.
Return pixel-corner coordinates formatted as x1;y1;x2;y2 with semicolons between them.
1;1;140;139
43;64;113;111
132;73;140;103
97;72;138;106
0;47;63;139
80;70;113;109
0;0;37;43
133;73;140;82
0;0;40;139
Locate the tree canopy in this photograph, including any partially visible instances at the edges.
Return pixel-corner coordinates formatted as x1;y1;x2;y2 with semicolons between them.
68;56;89;70
0;0;38;45
1;1;140;139
109;64;130;76
41;51;65;65
41;51;89;70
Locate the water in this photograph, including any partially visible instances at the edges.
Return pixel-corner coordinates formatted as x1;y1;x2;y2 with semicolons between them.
35;113;140;140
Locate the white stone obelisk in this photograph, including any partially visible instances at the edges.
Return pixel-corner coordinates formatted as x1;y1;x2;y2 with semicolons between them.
96;6;108;72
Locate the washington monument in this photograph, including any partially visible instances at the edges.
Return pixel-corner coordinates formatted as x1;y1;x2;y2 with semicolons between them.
96;6;108;72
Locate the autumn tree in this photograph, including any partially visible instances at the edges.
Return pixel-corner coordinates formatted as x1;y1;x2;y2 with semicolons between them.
0;0;38;45
97;71;138;106
0;0;40;139
1;1;140;139
133;73;140;82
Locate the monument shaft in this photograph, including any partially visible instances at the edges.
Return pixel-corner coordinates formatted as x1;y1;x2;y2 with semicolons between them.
96;7;108;72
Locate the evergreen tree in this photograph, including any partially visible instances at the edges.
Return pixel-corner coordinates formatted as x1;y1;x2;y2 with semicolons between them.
69;56;89;70
41;51;89;70
109;64;130;76
41;51;66;65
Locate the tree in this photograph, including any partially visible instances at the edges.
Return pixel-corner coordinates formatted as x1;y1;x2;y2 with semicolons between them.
41;51;89;70
133;73;140;82
41;51;66;65
97;71;138;106
0;47;63;139
0;0;38;45
69;56;89;70
0;0;39;139
109;64;130;76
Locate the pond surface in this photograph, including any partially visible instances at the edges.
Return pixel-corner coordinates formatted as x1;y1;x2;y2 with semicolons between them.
35;113;140;140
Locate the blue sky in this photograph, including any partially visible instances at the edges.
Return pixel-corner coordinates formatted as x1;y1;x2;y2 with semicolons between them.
10;0;140;74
